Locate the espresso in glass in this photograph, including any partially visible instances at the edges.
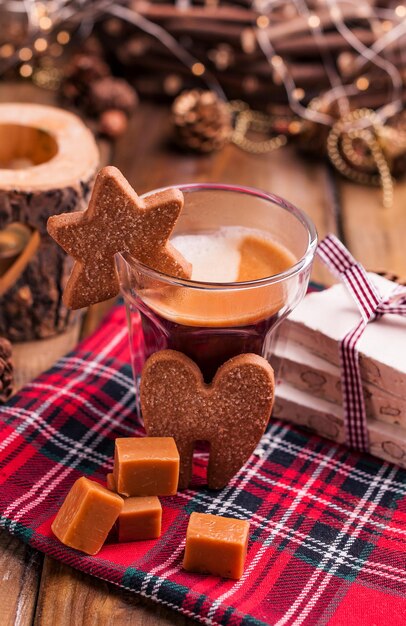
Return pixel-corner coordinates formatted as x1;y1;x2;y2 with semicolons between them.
117;184;317;387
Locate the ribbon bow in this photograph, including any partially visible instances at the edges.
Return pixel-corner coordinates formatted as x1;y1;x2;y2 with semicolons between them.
316;234;406;452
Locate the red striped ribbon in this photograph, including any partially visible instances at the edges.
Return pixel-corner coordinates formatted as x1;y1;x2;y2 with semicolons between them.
316;235;406;452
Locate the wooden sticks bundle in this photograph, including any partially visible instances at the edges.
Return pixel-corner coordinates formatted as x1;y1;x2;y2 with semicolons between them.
98;0;406;110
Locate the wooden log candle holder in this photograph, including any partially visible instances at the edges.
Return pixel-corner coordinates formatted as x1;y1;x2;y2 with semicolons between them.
0;103;99;388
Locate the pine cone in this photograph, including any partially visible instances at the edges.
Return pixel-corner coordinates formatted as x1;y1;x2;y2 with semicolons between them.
61;53;110;107
88;77;138;115
172;90;232;153
294;97;331;157
0;337;13;403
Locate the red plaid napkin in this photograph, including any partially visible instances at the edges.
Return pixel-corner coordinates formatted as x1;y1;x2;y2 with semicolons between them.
1;302;406;626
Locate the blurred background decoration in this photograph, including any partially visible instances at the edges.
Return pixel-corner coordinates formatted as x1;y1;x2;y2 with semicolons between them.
0;0;405;207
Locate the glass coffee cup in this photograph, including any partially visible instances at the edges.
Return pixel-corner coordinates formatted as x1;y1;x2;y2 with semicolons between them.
116;183;317;391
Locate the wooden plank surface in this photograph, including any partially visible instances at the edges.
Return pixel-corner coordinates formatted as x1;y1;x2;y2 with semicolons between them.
0;531;42;626
339;178;406;279
34;558;189;626
0;81;405;626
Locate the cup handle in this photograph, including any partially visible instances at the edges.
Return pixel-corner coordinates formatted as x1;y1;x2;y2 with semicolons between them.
0;229;41;298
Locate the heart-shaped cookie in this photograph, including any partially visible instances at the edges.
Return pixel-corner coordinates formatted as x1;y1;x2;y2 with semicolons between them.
140;350;275;490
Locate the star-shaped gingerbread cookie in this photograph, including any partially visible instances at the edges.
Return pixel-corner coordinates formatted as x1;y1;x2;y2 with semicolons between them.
47;166;192;309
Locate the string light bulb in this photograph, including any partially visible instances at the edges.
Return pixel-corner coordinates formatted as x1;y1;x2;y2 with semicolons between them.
20;64;33;78
56;31;70;45
164;74;182;95
395;5;406;18
192;62;205;76
256;16;270;29
292;88;305;101
39;16;52;30
288;121;302;135
308;15;321;28
356;77;369;91
34;38;48;52
382;21;393;32
0;44;14;58
18;48;33;62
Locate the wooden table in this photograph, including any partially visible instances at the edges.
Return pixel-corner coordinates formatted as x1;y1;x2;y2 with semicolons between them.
1;83;405;626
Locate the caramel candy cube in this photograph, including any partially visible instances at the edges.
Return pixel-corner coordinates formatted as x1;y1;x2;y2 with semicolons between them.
113;437;179;496
51;477;123;555
106;472;116;491
183;512;250;580
118;496;162;542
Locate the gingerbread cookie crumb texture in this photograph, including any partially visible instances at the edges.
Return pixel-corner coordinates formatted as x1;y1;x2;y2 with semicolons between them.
47;166;192;309
140;349;275;490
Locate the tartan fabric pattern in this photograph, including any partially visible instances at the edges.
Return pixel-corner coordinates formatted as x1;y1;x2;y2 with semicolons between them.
1;304;406;625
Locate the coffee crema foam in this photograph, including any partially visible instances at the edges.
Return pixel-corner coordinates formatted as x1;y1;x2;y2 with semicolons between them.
172;226;296;282
137;227;297;327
